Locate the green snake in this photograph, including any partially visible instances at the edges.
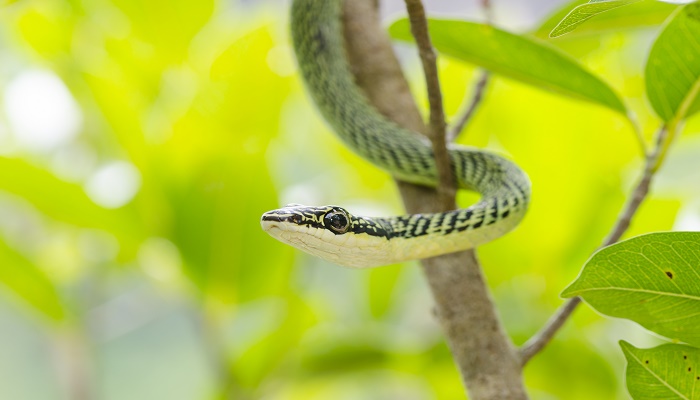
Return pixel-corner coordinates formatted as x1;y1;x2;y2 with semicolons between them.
261;0;531;268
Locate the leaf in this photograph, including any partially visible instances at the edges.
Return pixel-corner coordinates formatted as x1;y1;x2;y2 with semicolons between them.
562;232;700;346
0;157;142;251
549;1;643;38
535;0;677;39
620;341;700;400
388;18;627;115
646;3;700;123
0;239;64;320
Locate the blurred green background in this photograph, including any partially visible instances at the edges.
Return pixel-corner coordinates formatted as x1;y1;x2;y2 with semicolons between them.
0;0;699;399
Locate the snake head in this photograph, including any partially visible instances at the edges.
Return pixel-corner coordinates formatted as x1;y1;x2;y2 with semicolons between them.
261;204;390;268
261;204;351;234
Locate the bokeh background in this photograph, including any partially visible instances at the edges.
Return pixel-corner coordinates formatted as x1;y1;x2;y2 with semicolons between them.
0;0;699;398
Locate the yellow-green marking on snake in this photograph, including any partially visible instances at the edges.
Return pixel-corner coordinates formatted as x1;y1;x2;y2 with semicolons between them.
261;0;531;268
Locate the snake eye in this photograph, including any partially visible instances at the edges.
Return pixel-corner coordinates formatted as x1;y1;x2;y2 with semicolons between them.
324;211;350;234
290;214;303;224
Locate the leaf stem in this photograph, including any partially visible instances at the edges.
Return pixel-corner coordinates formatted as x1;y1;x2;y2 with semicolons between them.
519;122;675;365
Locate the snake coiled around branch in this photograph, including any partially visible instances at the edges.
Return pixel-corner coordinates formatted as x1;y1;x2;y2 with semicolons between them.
261;0;531;268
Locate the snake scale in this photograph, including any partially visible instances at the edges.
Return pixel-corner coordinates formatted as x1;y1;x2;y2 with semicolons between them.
261;0;531;268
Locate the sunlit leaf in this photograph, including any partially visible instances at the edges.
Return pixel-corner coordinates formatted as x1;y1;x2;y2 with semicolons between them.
535;0;676;38
563;232;700;346
620;341;700;400
549;1;642;38
388;18;627;115
0;239;63;320
109;0;214;63
646;3;700;123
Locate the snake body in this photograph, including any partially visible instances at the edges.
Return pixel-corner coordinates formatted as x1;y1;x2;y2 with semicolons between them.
261;0;531;268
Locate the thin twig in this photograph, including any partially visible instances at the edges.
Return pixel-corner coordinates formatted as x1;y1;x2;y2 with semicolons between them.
602;124;668;246
481;0;494;24
519;124;671;365
447;71;491;142
403;0;455;210
447;0;492;142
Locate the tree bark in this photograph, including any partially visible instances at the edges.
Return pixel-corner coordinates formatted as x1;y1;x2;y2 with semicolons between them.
341;1;528;398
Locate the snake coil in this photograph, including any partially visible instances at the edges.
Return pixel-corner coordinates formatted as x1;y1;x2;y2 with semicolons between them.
261;0;531;268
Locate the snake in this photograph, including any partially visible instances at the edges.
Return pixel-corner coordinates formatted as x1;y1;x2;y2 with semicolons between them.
260;0;531;268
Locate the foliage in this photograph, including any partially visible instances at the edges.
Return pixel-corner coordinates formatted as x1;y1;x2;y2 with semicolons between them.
388;18;628;115
563;232;700;346
0;0;698;399
553;2;700;399
621;341;700;400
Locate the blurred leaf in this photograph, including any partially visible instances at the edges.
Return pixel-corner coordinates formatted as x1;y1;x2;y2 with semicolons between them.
535;0;677;38
620;341;700;400
165;24;294;302
0;157;141;251
109;0;214;63
549;1;642;38
300;332;390;376
233;295;316;388
367;264;403;318
563;232;700;346
0;239;64;320
17;7;74;57
646;3;700;123
388;18;627;115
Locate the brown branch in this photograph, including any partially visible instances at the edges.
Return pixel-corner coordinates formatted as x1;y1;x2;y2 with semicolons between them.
447;71;491;142
342;1;528;398
519;124;671;365
403;0;454;211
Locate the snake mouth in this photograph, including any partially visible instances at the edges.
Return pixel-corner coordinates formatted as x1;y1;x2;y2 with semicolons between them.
261;213;284;232
261;213;283;223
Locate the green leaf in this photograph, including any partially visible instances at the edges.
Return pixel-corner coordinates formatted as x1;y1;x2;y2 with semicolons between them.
535;0;677;39
646;3;700;123
388;18;627;115
0;157;140;240
620;341;700;400
562;232;700;346
0;239;64;320
549;1;643;38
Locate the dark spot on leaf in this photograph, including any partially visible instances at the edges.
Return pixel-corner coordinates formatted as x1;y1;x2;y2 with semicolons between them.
665;271;673;279
685;355;688;360
697;376;699;380
645;360;649;364
689;367;692;372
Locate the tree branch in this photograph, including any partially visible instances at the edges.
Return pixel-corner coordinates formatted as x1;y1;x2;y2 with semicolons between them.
519;124;672;365
447;71;491;142
342;1;528;398
403;0;454;210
